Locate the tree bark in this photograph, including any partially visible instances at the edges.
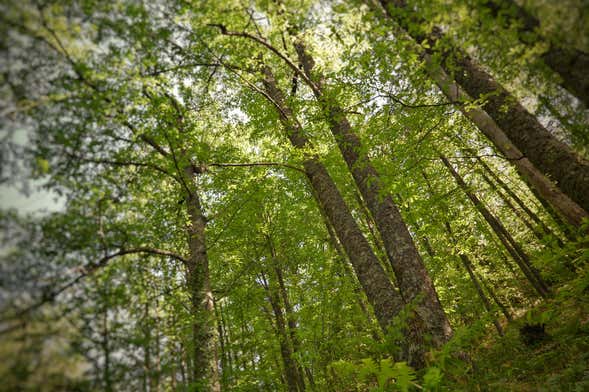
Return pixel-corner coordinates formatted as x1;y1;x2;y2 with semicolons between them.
184;165;221;392
293;41;452;360
481;0;589;107
479;273;513;322
265;234;308;391
101;302;113;392
375;0;589;226
260;67;406;358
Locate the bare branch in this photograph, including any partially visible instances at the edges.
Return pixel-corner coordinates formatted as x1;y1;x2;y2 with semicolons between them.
0;247;187;332
207;23;318;92
207;161;305;174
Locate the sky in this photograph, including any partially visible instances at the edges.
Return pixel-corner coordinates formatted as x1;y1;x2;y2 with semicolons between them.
0;128;64;215
0;183;64;214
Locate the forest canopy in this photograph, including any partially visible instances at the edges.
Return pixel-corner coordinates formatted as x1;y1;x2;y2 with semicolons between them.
0;0;588;391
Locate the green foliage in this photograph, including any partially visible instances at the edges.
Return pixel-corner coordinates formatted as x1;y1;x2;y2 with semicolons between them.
329;358;418;391
1;0;588;390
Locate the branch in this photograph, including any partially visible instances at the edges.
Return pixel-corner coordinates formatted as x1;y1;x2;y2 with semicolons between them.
383;93;455;109
207;23;318;92
64;152;179;182
144;62;222;77
207;162;305;174
0;247;187;331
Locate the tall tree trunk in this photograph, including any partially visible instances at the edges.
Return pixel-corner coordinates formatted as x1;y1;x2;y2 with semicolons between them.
260;271;305;392
260;67;407;359
265;234;307;391
184;166;221;392
143;301;151;392
419;169;516;323
294;41;452;360
214;299;229;388
322;205;384;343
479;274;513;322
402;189;504;335
440;155;550;298
399;195;436;259
274;264;314;389
444;222;504;336
373;0;589;226
154;310;161;392
479;168;547;243
295;41;452;358
481;0;589;107
473;154;560;242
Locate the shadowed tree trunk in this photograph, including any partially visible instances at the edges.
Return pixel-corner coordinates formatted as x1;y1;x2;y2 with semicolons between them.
294;41;452;363
322;205;384;343
444;222;504;336
274;264;315;389
266;233;309;391
400;192;504;335
373;0;589;226
440;155;550;298
214;299;231;388
472;154;561;243
479;168;548;244
479;274;513;322
420;169;522;312
481;0;589;107
101;300;113;392
260;66;408;360
260;270;305;392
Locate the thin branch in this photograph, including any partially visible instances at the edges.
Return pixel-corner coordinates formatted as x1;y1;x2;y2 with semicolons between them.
0;247;187;331
207;23;317;92
384;93;455;109
207;161;305;174
64;152;179;182
144;62;222;77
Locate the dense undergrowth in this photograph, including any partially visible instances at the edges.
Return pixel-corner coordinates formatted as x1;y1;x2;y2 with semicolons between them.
330;237;589;391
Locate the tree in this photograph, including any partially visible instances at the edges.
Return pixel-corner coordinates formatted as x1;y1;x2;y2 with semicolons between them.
1;0;588;390
370;0;589;226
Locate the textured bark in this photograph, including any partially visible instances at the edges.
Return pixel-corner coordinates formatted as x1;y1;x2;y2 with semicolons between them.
376;0;589;226
479;274;513;322
441;156;550;298
261;68;405;349
143;302;151;392
450;54;589;214
482;0;589;107
400;196;436;259
184;166;221;392
460;253;504;335
293;41;452;359
219;302;234;383
420;169;515;323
